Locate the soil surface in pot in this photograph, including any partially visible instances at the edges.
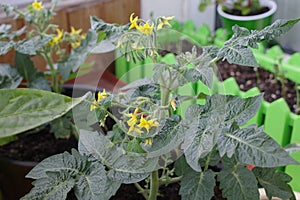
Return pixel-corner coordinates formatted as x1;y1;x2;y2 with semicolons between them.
0;127;77;162
217;61;299;114
224;6;270;16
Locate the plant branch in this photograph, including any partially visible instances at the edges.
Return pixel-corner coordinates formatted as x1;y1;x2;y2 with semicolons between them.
148;170;159;200
134;182;148;199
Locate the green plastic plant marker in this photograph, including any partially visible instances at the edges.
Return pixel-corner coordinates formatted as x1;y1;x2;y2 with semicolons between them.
221;77;240;96
287;52;300;67
253;51;276;72
282;62;300;84
266;45;284;60
176;83;196;118
115;53;129;81
285;115;300;192
264;98;291;147
160;53;176;65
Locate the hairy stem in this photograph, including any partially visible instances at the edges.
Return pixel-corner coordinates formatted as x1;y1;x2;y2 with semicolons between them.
134;182;148;199
148;170;159;200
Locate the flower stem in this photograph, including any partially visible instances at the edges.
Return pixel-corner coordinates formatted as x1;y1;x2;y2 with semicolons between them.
44;52;60;93
148;170;159;200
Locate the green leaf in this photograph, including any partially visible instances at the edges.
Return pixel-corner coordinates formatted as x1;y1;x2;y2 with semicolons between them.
14;36;51;55
253;167;294;200
144;115;186;158
184;66;213;88
74;163;110;200
50;113;75;139
0;88;90;137
21;171;75;200
26;149;90;179
179;169;216;200
0;64;23;89
217;124;298;167
284;142;300;154
182;117;216;172
218;165;259;200
217;19;300;67
0;41;13;55
58;29;98;80
14;52;50;90
223;94;263;126
174;155;189;177
108;170;150;184
127;138;146;153
121;78;154;91
218;45;259;67
78;130;158;174
90;16;129;39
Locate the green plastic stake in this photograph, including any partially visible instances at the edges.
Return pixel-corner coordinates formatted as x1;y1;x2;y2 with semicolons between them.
115;53;129;82
287;52;300;67
285;115;300;192
264;98;291;147
160;53;176;65
176;83;197;118
266;45;284;60
196;24;211;45
221;77;240;96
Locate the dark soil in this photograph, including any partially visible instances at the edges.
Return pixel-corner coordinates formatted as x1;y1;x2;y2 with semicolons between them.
224;6;270;16
0;126;78;162
217;61;299;114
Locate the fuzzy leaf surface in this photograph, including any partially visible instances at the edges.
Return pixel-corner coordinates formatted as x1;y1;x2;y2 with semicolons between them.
217;125;298;167
79;130;158;174
21;171;75;200
218;165;259;200
179;169;215;200
253;167;294;199
0;64;22;89
0;89;89;137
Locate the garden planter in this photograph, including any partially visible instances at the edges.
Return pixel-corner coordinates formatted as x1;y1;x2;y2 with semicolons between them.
217;0;277;36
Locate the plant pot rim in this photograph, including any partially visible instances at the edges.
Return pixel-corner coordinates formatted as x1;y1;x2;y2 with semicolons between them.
217;0;277;21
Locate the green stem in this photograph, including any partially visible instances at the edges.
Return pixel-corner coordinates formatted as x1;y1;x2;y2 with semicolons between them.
44;52;60;93
134;182;148;199
159;176;182;186
148;170;159;200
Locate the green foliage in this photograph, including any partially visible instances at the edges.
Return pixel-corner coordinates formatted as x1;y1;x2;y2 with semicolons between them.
24;149;120;200
0;64;22;89
10;11;299;200
0;89;90;138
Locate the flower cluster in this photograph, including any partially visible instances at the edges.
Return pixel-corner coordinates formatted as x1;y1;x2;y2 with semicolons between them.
90;89;108;111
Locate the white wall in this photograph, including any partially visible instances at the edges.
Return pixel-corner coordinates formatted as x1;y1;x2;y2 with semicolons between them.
141;0;216;30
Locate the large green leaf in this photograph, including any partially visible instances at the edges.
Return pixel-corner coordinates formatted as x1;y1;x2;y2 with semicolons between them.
217;19;300;67
182;117;217;172
25;149;117;200
79;130;158;174
0;88;90;137
217;124;298;167
184;66;214;88
107;170;150;184
0;64;23;89
218;165;259;200
21;171;75;200
179;169;216;200
253;167;294;200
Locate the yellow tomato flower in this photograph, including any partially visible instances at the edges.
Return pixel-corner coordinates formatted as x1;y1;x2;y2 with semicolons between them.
128;125;143;134
138;116;159;132
89;89;108;111
129;13;139;30
144;138;153;146
157;16;175;30
70;26;82;36
137;22;154;35
48;29;64;47
170;100;177;111
126;113;138;127
90;99;98;111
32;0;43;11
